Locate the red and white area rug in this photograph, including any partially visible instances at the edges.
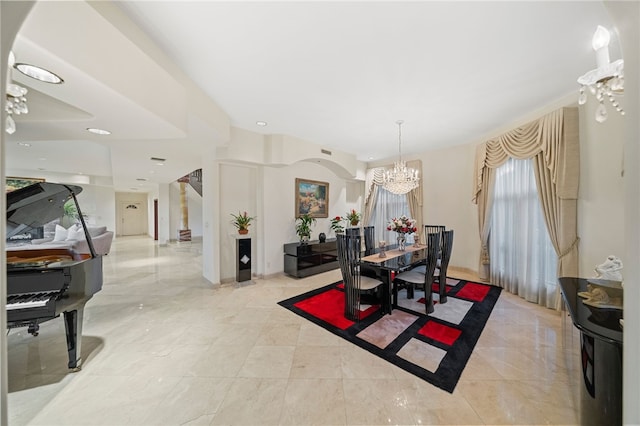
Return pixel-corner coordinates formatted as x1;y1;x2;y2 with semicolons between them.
277;278;501;393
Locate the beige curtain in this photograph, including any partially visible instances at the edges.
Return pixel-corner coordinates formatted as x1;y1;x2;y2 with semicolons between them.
476;165;496;281
472;107;580;287
363;169;383;226
406;160;424;242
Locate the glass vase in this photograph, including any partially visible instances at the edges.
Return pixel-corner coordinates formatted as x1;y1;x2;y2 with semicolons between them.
397;234;406;251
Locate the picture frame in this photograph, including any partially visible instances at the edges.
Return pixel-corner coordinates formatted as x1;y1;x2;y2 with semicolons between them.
295;178;329;218
6;176;45;193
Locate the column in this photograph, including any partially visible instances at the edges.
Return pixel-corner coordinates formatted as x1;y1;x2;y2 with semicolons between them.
177;176;191;241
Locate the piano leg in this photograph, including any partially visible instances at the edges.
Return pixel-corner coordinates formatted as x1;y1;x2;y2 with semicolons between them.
63;309;84;370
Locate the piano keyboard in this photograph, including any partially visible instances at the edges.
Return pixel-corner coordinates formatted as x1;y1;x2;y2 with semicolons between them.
6;291;60;311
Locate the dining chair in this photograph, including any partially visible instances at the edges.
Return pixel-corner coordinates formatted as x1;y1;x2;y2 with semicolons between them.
424;225;445;253
336;233;384;321
363;226;375;255
392;232;441;314
433;229;454;304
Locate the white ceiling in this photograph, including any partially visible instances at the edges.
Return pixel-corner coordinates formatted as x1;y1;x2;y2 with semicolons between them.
5;1;616;192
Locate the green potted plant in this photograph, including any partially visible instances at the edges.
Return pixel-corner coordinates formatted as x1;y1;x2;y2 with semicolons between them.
61;200;78;228
295;213;316;243
330;215;345;233
230;211;255;234
345;209;361;226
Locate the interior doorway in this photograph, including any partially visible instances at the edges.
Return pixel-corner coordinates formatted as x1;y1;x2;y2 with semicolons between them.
154;199;158;240
118;201;146;236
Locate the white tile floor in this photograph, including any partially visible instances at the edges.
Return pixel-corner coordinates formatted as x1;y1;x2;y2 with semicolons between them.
7;236;582;425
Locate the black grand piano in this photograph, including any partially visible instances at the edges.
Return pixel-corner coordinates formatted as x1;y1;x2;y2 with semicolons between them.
5;182;103;370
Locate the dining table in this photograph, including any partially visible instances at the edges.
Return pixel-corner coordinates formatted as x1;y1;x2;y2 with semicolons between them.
360;243;428;314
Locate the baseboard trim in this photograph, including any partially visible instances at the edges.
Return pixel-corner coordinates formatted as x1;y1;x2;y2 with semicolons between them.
448;266;490;284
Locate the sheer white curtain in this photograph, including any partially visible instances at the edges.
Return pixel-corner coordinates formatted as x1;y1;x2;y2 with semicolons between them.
489;158;558;308
369;188;412;246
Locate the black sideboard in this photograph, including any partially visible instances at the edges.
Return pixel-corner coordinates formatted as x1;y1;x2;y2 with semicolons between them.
284;239;338;278
558;277;622;426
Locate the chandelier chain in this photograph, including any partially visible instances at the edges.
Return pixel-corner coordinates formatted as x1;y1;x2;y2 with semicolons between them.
397;120;403;162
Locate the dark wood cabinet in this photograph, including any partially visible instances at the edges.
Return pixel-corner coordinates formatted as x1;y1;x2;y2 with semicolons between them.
283;239;338;278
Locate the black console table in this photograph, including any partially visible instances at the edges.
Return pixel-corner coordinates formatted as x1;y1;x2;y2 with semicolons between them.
558;277;622;426
283;239;338;278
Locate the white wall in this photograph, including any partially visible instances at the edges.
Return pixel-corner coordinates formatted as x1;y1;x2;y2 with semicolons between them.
217;160;365;281
261;161;364;278
577;101;625;277
219;163;258;281
419;143;479;272
74;184;116;232
606;3;640;424
1;4;34;423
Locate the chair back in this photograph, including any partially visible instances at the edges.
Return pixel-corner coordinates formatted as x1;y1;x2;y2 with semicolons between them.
336;233;363;320
422;232;441;286
439;229;454;276
434;229;454;303
363;226;375;255
345;227;360;237
424;225;445;246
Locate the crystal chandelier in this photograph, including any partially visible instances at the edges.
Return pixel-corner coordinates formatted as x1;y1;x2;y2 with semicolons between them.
5;51;29;135
5;83;28;135
382;120;420;195
577;25;624;123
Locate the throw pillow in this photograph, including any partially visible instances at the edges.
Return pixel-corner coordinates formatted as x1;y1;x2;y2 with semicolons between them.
53;224;68;242
66;226;86;241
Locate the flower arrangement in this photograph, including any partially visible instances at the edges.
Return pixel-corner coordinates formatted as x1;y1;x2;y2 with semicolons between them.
230;211;255;234
345;209;361;226
386;215;417;234
330;215;345;233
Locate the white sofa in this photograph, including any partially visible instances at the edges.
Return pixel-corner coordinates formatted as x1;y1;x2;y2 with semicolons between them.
8;224;114;255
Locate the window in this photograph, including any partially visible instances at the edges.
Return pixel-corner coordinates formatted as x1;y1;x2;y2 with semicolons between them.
370;187;412;245
489;158;557;308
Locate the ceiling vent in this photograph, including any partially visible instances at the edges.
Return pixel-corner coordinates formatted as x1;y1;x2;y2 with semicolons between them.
150;157;166;162
321;149;332;156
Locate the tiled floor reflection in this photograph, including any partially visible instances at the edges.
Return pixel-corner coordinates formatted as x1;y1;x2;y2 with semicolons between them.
7;236;581;425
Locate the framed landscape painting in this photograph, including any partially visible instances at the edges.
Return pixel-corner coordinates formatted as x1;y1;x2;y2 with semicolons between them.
6;177;44;193
295;178;329;218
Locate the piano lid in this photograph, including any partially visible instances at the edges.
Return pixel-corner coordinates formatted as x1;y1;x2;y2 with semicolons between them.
6;182;83;239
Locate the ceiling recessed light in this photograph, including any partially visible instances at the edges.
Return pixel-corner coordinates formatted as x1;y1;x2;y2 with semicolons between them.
368;156;374;160
256;121;267;127
17;142;31;147
15;63;63;84
87;127;111;135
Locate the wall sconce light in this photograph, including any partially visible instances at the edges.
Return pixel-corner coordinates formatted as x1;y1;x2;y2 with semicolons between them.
577;25;624;123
